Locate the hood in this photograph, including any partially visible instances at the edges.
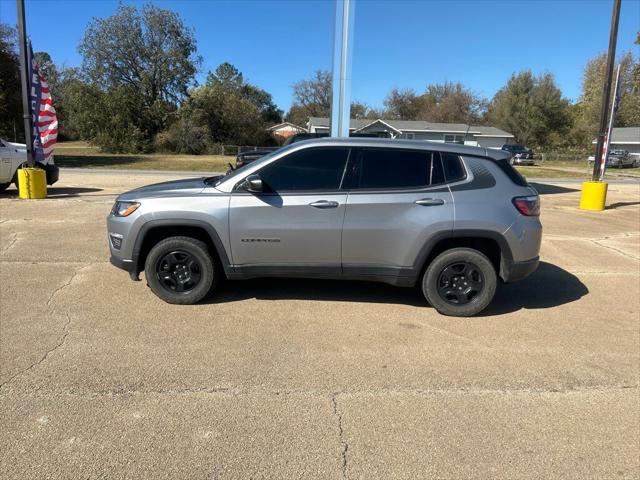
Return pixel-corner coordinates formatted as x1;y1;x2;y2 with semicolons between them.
4;141;26;152
117;177;210;201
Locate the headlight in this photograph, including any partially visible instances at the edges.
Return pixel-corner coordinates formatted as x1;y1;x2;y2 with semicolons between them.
111;201;140;217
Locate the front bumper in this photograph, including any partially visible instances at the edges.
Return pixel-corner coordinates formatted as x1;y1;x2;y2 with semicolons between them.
110;254;139;280
501;256;539;283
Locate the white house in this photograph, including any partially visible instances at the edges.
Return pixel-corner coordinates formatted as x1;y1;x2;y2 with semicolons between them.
592;127;640;158
307;117;515;148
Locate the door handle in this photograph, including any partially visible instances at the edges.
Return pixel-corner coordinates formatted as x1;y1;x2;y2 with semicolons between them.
309;200;339;209
415;198;445;206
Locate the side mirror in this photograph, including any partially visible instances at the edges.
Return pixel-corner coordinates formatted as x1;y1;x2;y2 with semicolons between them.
243;174;263;193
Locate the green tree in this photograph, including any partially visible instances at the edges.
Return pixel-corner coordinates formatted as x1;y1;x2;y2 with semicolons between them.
487;71;570;148
570;51;638;148
0;23;22;142
205;62;282;125
78;3;200;150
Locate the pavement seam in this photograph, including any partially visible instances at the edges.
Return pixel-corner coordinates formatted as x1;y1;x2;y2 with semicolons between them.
0;264;90;391
591;239;640;261
330;393;349;479
2;384;636;399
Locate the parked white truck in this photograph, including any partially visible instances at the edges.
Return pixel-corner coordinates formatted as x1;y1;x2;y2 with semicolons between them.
0;138;59;192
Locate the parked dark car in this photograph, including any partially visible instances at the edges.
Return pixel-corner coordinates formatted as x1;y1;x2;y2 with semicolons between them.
234;149;276;169
501;144;535;165
587;149;637;168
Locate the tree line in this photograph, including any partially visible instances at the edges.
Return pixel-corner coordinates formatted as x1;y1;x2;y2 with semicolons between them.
0;4;638;154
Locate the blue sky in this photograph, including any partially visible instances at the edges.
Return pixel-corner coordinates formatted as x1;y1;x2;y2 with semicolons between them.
1;0;639;112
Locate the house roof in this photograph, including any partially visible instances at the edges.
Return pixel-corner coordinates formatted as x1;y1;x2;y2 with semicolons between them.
267;122;306;132
591;127;640;144
308;117;513;137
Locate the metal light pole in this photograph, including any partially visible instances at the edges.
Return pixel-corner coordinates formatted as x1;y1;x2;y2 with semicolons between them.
16;0;35;166
591;0;621;181
330;0;355;138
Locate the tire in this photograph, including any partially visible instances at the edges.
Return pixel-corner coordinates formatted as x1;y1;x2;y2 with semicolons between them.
0;183;10;192
422;247;497;317
144;236;216;304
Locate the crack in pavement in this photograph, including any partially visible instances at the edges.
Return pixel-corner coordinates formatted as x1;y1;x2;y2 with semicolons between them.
591;239;640;261
0;232;18;255
330;393;349;479
0;264;90;391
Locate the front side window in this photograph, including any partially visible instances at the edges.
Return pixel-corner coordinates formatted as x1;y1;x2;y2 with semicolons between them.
350;148;444;190
258;147;349;192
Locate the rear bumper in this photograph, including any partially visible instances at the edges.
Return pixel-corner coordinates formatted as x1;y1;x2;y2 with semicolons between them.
43;164;59;185
501;256;539;283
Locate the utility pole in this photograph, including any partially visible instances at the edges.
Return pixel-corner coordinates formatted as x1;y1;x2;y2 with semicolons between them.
330;0;355;138
16;0;35;167
591;0;621;181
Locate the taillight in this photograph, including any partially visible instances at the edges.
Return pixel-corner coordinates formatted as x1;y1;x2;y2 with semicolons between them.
512;195;540;216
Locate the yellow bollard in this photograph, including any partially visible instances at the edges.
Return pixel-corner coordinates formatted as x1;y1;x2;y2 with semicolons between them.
580;181;608;211
17;168;47;199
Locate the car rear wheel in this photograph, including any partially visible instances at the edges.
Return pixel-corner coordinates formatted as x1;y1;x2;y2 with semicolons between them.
422;247;497;317
145;236;216;304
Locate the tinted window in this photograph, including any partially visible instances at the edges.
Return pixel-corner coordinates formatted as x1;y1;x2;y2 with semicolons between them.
495;159;528;186
259;147;349;192
441;152;466;182
353;149;442;190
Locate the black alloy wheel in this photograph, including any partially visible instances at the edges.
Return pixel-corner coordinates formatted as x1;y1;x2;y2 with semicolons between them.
421;247;497;317
144;236;216;304
437;261;484;305
156;250;202;293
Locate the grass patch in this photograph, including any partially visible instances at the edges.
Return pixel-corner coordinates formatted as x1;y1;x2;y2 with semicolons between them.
54;141;230;172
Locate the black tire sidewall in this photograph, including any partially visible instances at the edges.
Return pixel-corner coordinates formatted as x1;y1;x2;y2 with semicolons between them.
422;247;497;317
144;236;216;304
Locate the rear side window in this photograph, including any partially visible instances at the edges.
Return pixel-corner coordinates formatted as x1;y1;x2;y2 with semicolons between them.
494;158;529;186
259;147;349;192
440;152;466;182
351;148;443;190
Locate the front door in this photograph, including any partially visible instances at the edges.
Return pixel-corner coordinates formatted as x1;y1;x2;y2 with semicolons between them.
341;147;455;280
229;146;351;275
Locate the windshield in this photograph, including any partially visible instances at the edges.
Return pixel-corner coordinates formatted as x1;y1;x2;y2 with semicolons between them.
510;145;528;152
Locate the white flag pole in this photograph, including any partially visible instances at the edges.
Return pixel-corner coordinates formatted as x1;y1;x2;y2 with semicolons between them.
599;64;622;181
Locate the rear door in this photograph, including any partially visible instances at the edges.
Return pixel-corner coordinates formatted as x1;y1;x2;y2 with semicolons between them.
341;148;455;279
229;146;350;274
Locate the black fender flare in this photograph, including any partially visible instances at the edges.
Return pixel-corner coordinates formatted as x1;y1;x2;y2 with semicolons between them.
413;229;514;280
131;219;232;277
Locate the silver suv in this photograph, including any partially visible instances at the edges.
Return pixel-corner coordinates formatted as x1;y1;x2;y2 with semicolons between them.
107;138;541;316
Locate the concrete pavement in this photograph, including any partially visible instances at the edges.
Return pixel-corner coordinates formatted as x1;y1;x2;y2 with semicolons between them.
1;171;638;479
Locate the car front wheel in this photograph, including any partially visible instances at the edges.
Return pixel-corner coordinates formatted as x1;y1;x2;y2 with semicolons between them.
422;247;497;317
144;236;216;304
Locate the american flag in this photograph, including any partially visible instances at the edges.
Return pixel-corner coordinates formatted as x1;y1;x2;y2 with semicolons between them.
27;42;58;163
